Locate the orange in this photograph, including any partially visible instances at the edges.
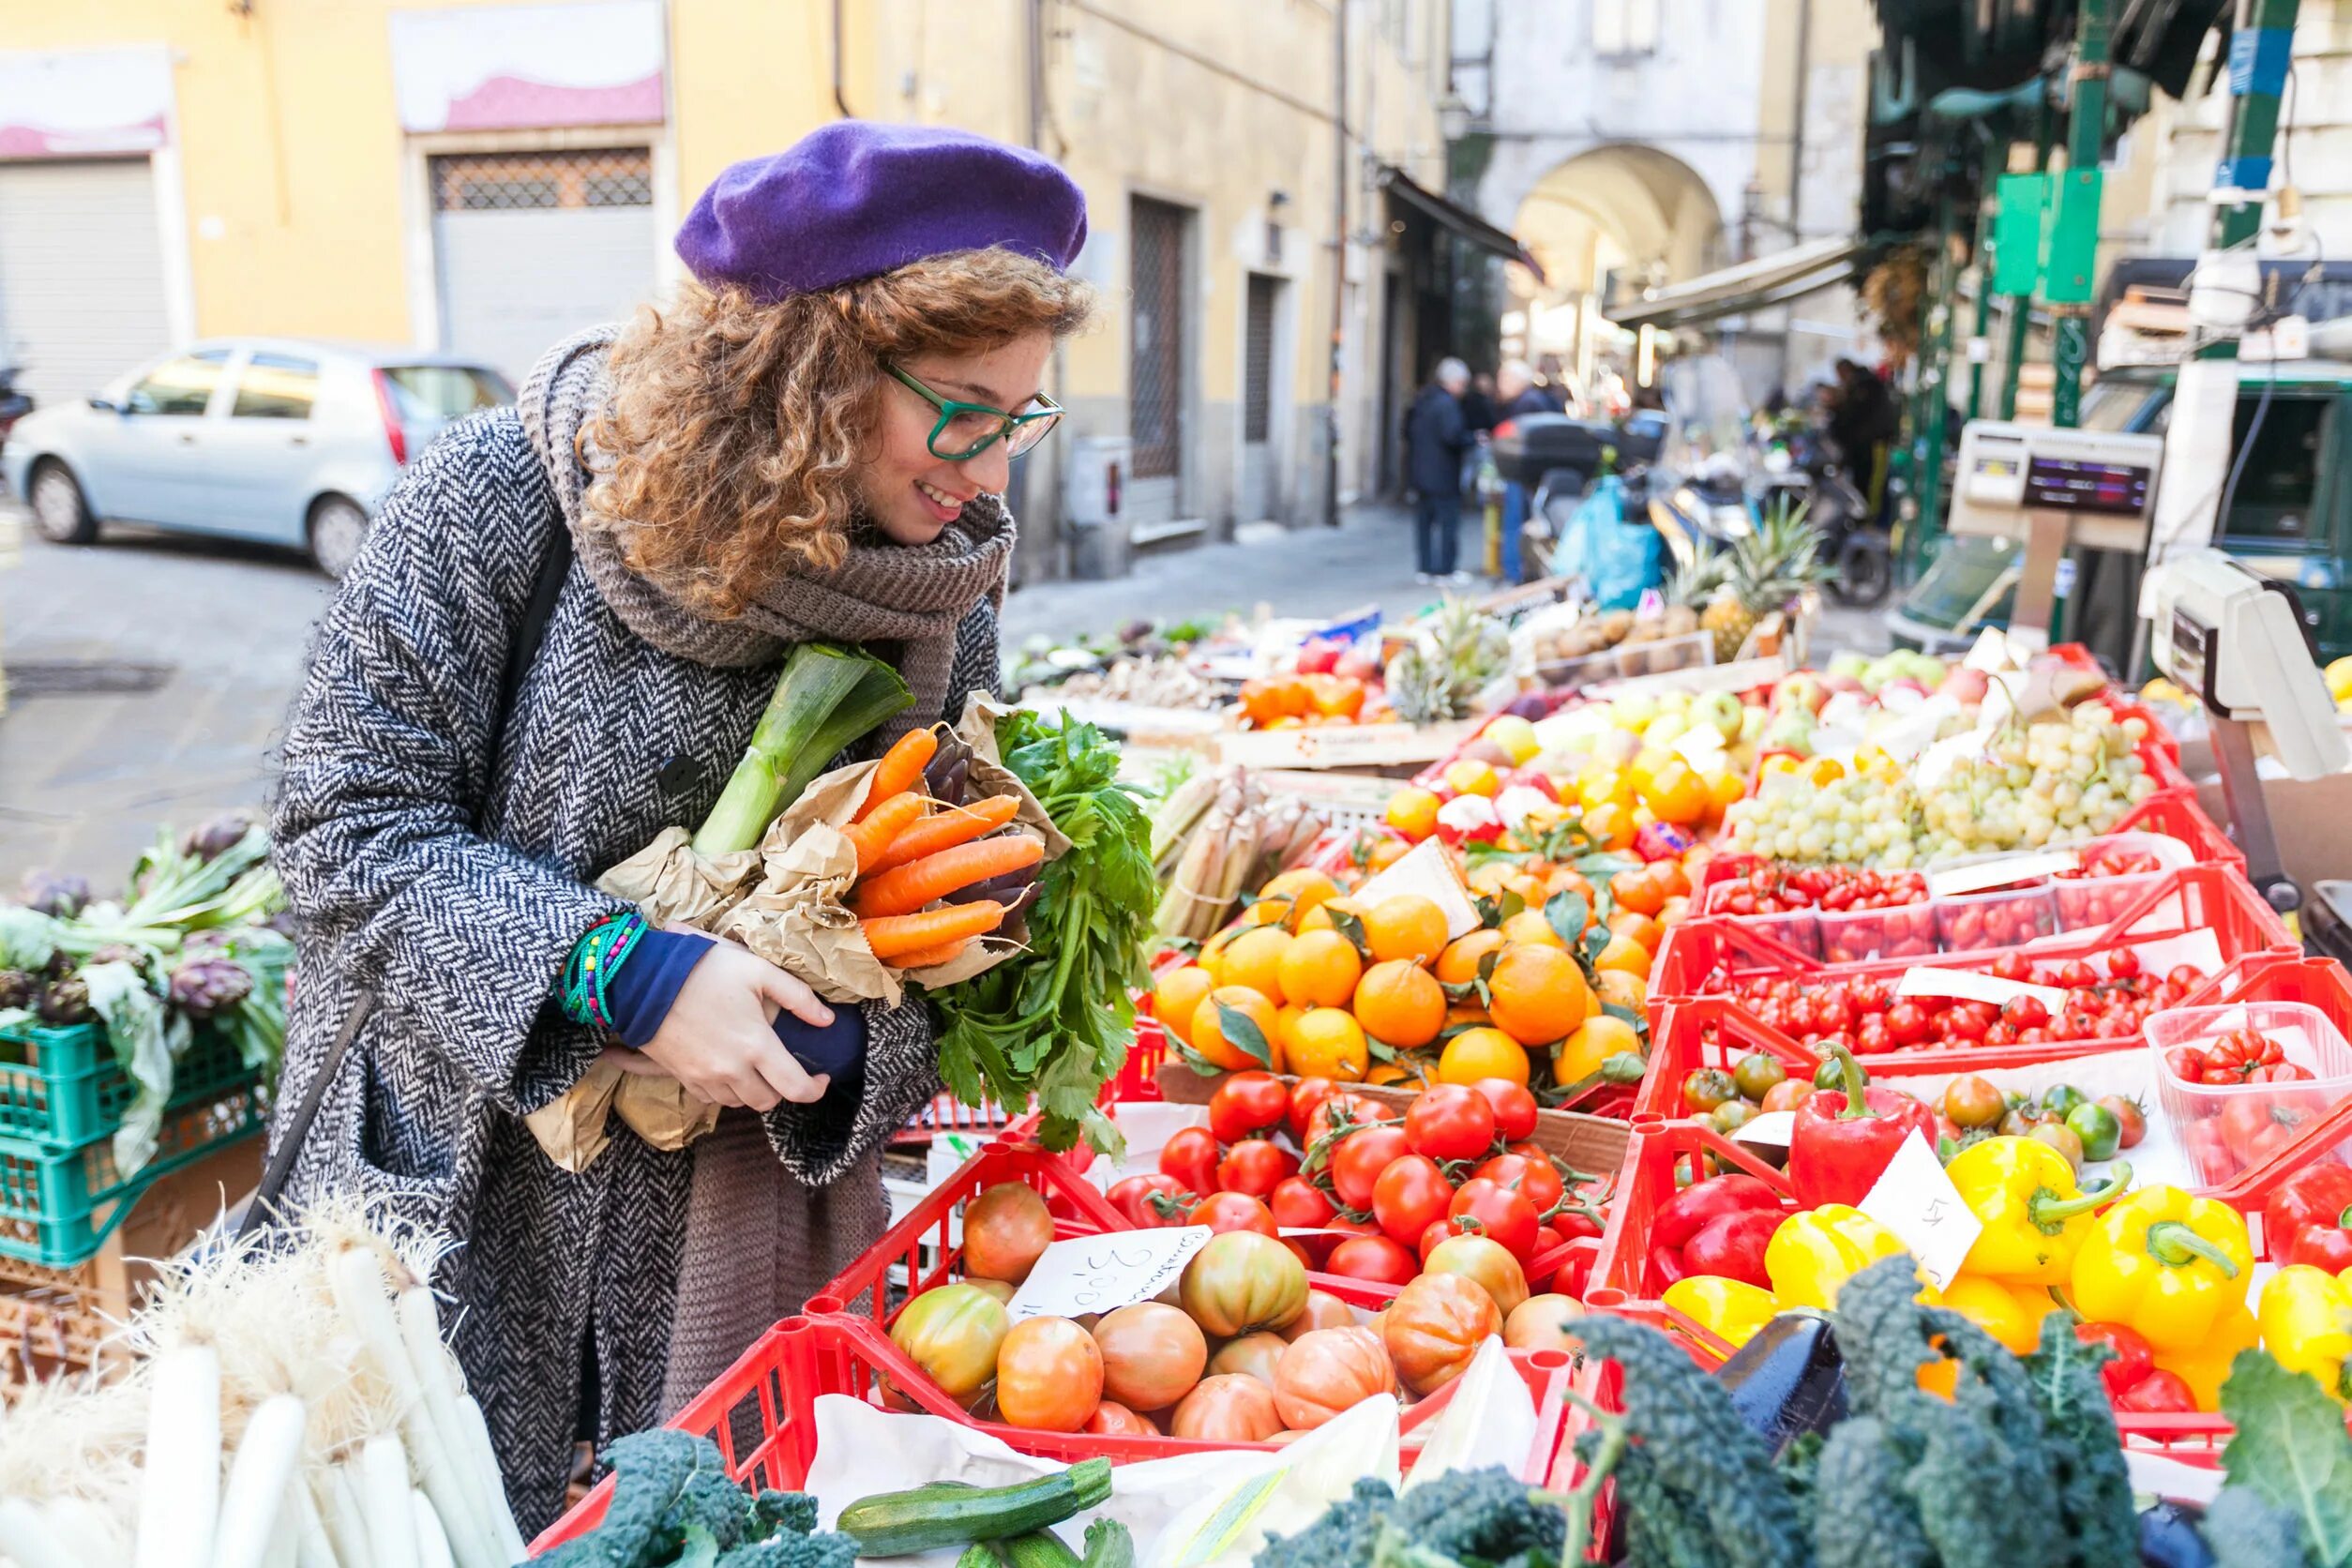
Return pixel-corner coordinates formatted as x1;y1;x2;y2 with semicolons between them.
1576;769;1636;812
1297;895;1364;936
1486;946;1593;1048
1659;896;1691;927
1442;759;1501;799
1609;867;1667;918
1363;895;1448;967
1438;1026;1531;1087
1500;909;1570;948
1653;860;1692;899
1274;1003;1306;1069
1593;933;1652;979
1365;1059;1419;1088
1286;1007;1370;1081
1260;868;1342;930
1608;912;1665;956
1241;897;1292;927
1384;787;1443;842
1581;802;1636;851
1364;838;1410;871
1467;862;1517;896
1595;968;1648;1015
1352;960;1446;1048
1152;965;1215;1047
1639;761;1709;826
1545;868;1596;905
1443;1002;1493;1030
1190;986;1281;1071
1198;925;1243;985
1218;925;1295;1004
1707;770;1746;813
1278;928;1364;1008
1306;673;1365;720
1435;928;1506;987
1554;1013;1642;1083
1502;873;1550;911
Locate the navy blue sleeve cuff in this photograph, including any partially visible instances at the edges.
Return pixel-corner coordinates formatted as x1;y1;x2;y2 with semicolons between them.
773;1004;867;1089
604;927;716;1049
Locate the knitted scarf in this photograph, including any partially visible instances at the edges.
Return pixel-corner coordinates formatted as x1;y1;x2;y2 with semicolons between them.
518;325;1014;742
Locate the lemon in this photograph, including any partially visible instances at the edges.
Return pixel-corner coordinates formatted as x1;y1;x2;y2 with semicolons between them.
1483;714;1540;765
2327;656;2352;703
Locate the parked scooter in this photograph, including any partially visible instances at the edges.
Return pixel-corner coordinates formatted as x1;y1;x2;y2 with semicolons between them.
0;368;31;456
1646;452;1756;572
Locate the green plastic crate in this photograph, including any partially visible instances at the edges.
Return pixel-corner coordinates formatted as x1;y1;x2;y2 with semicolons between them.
0;1020;253;1150
0;1080;271;1268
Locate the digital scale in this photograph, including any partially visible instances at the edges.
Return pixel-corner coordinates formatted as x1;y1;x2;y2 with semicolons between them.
1946;420;2166;648
2144;549;2351;917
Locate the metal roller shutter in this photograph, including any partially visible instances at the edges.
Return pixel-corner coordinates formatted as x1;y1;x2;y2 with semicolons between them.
0;159;173;408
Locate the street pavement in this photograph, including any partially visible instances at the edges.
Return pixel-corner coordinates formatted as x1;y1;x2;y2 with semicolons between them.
0;497;1887;885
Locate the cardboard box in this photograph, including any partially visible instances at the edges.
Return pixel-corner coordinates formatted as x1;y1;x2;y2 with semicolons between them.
2193;768;2352;890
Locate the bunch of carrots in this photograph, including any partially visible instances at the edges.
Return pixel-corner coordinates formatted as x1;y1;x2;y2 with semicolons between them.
842;727;1047;969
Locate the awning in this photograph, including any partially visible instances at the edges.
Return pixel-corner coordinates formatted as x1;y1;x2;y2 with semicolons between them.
1378;166;1546;284
1606;237;1864;330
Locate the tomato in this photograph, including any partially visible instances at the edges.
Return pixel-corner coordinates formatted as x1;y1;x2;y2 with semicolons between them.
1289;1077;1338;1143
1422;1233;1530;1319
2114;1368;2198;1414
1307;1092;1386;1148
1107;1173;1190;1229
2073;1320;2154;1398
1168;1373;1285;1441
1269;1176;1337;1230
2106;948;2141;980
1210;1071;1292;1144
1085;1400;1159;1437
1091;1302;1207;1411
1271;1325;1396;1429
1470;1078;1540;1142
1191;1190;1278;1238
1178;1230;1308;1336
1503;1292;1586;1353
2221;1095;2318;1170
1159;1126;1223;1195
996;1316;1103;1431
2163;1045;2209;1085
1885;1002;1929;1047
1405;1083;1500;1161
888;1283;1009;1402
1380;1273;1502;1395
962;1183;1056;1284
1448;1177;1542;1261
1942;1075;2005;1130
1325;1234;1420;1287
2097;1094;2147;1151
1217;1138;1301;1199
2205;1028;2286;1081
1370;1153;1454;1247
1330;1124;1414;1212
1205;1331;1289;1387
1280;1289;1359;1341
1471;1153;1565;1216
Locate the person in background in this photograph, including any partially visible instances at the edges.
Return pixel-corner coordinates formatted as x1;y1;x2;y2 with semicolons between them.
1405;356;1474;584
1461;370;1500;440
1492;358;1558;580
1827;357;1899;520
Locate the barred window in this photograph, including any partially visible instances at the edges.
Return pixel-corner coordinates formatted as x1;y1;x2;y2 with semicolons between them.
431;148;653;212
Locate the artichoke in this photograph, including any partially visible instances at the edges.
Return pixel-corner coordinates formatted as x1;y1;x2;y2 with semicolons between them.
181;813;256;864
42;949;77;981
17;871;90;919
168;957;252;1020
88;942;154;976
37;978;92;1027
0;971;33;1012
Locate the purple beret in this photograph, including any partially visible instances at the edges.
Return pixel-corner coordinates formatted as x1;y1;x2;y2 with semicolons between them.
675;121;1088;302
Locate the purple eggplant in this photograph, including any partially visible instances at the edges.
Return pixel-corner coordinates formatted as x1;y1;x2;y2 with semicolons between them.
944;863;1040;906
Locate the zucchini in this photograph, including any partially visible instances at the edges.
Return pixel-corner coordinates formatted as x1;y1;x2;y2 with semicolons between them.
956;1546;1002;1568
991;1531;1083;1568
836;1459;1114;1556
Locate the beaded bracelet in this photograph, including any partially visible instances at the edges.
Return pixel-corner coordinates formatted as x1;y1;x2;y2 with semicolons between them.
558;912;647;1032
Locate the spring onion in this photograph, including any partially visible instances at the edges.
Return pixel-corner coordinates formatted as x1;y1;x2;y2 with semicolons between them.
690;644;911;856
212;1394;307;1568
134;1343;220;1568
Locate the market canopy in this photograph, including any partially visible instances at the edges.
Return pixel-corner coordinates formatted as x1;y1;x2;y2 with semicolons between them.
1377;165;1546;284
1604;236;1865;330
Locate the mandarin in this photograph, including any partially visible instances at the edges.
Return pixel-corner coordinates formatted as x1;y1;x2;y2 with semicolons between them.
1554;1013;1642;1083
1383;788;1442;842
1486;946;1592;1047
1438;1027;1531;1087
1434;928;1506;987
1352;959;1446;1048
1499;909;1569;949
1277;927;1364;1009
1218;925;1294;1004
1260;867;1342;929
1152;965;1214;1047
1190;987;1280;1071
1286;1007;1369;1081
1364;895;1449;967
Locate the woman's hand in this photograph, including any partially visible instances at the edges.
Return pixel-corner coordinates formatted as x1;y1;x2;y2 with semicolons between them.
618;936;836;1110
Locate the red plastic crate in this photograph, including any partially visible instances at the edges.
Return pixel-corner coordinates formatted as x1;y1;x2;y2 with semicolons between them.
1650;864;2297;1007
2110;789;2244;872
530;1312;1580;1557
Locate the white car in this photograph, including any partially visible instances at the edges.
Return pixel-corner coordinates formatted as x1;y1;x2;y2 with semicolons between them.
3;338;511;578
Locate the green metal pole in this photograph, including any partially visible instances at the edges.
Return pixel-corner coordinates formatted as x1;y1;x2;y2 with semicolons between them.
1912;184;1959;570
1999;101;2055;421
1968;141;2004;421
2049;0;2109;430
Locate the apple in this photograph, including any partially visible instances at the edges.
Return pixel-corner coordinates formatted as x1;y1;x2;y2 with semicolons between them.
1693;689;1747;745
1740;705;1768;744
1938;667;1991;705
1641;713;1689;749
1773;674;1829;716
1828;652;1870;681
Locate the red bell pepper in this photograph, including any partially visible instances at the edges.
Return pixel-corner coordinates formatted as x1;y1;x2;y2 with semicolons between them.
2113;1367;2198;1414
1652;1173;1784;1249
1788;1043;1937;1209
1649;1173;1784;1289
2264;1164;2352;1273
1681;1208;1782;1289
2074;1319;2155;1399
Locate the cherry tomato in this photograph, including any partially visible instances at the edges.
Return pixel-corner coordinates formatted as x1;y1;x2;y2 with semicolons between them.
1307;1093;1385;1149
1885;1002;1929;1047
1190;1190;1279;1238
1108;1173;1190;1228
1160;1126;1221;1195
1217;1138;1300;1199
2073;1320;2155;1396
1289;1078;1337;1143
1470;1078;1540;1142
1329;1124;1413;1212
2106;949;2141;980
2097;1093;2147;1151
1471;1153;1565;1216
1404;1083;1499;1162
1268;1176;1336;1229
1447;1177;1542;1261
1941;1075;2005;1130
1372;1154;1455;1248
1324;1234;1419;1287
1209;1071;1291;1144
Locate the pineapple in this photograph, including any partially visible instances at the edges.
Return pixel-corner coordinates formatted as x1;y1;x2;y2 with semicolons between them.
1385;596;1511;723
1700;503;1832;662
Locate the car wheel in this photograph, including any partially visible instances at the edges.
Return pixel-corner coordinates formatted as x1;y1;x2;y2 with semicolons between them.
27;460;96;545
308;495;370;580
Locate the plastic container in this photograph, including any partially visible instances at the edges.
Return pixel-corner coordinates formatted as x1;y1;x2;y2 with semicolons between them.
1533;629;1715;693
0;1020;251;1150
2147;996;2352;1189
0;1079;269;1268
528;1313;1579;1557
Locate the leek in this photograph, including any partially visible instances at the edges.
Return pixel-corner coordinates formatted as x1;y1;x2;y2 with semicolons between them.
690;644;911;856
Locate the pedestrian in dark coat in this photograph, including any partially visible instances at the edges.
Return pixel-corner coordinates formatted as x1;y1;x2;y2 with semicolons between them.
267;122;1093;1533
1405;357;1473;580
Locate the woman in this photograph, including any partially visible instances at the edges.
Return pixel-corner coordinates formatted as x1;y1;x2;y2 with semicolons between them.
268;121;1091;1530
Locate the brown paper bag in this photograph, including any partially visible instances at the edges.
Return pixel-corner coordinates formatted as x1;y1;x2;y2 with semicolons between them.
525;694;1063;1171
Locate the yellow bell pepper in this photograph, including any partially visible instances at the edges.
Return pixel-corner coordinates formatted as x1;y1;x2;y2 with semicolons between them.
2153;1304;2258;1412
1766;1205;1908;1309
2257;1264;2352;1404
1663;1276;1781;1352
1946;1136;2132;1287
1937;1274;2061;1356
2070;1185;2253;1353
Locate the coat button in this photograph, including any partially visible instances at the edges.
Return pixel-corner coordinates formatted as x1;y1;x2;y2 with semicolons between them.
655;755;705;809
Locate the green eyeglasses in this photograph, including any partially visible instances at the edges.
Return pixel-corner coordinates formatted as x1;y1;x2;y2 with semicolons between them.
885;363;1064;460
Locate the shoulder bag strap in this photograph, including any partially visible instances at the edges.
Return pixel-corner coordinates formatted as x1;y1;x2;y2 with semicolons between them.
239;526;576;1239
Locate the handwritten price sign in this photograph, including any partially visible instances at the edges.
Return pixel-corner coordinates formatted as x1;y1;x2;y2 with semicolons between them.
1005;1227;1214;1320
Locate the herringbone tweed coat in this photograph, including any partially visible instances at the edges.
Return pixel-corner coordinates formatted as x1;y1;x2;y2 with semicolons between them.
269;408;989;1532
